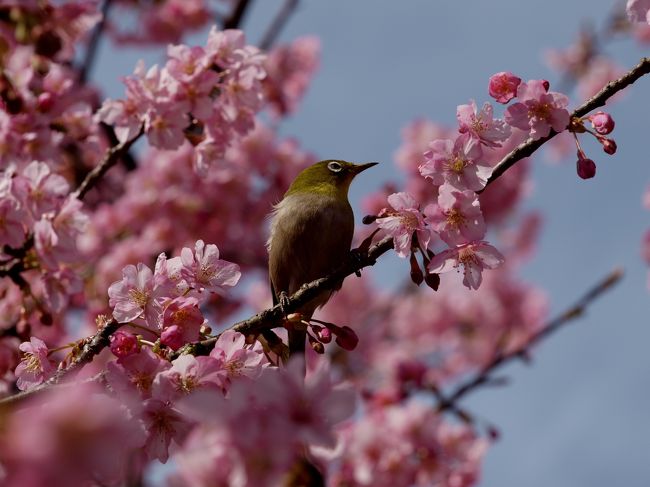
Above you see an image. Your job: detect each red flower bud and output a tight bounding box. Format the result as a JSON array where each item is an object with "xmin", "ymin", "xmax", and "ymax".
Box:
[
  {"xmin": 576, "ymin": 155, "xmax": 596, "ymax": 179},
  {"xmin": 588, "ymin": 111, "xmax": 615, "ymax": 135},
  {"xmin": 335, "ymin": 325, "xmax": 359, "ymax": 351}
]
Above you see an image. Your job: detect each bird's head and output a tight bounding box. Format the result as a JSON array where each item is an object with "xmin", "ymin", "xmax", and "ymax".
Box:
[{"xmin": 285, "ymin": 160, "xmax": 378, "ymax": 199}]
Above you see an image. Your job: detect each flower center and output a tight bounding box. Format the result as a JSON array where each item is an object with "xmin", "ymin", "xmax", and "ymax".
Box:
[
  {"xmin": 129, "ymin": 288, "xmax": 150, "ymax": 308},
  {"xmin": 457, "ymin": 246, "xmax": 479, "ymax": 266},
  {"xmin": 225, "ymin": 359, "xmax": 244, "ymax": 377},
  {"xmin": 448, "ymin": 156, "xmax": 467, "ymax": 174},
  {"xmin": 445, "ymin": 208, "xmax": 466, "ymax": 229},
  {"xmin": 197, "ymin": 264, "xmax": 215, "ymax": 284},
  {"xmin": 529, "ymin": 101, "xmax": 551, "ymax": 120}
]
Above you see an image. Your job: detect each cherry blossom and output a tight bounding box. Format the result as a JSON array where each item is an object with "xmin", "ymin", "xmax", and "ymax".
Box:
[
  {"xmin": 504, "ymin": 80, "xmax": 570, "ymax": 140},
  {"xmin": 420, "ymin": 133, "xmax": 491, "ymax": 191},
  {"xmin": 14, "ymin": 337, "xmax": 55, "ymax": 390},
  {"xmin": 428, "ymin": 241, "xmax": 505, "ymax": 290},
  {"xmin": 108, "ymin": 263, "xmax": 164, "ymax": 327},
  {"xmin": 425, "ymin": 188, "xmax": 486, "ymax": 246},
  {"xmin": 178, "ymin": 240, "xmax": 242, "ymax": 295},
  {"xmin": 375, "ymin": 192, "xmax": 430, "ymax": 257},
  {"xmin": 627, "ymin": 0, "xmax": 650, "ymax": 23},
  {"xmin": 457, "ymin": 100, "xmax": 511, "ymax": 147}
]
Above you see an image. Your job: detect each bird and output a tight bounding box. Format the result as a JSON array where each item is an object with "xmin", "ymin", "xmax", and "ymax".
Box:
[{"xmin": 267, "ymin": 159, "xmax": 377, "ymax": 358}]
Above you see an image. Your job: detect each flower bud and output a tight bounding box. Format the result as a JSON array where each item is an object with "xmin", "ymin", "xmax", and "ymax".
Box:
[
  {"xmin": 588, "ymin": 111, "xmax": 615, "ymax": 135},
  {"xmin": 424, "ymin": 272, "xmax": 440, "ymax": 291},
  {"xmin": 576, "ymin": 155, "xmax": 596, "ymax": 179},
  {"xmin": 335, "ymin": 325, "xmax": 359, "ymax": 351},
  {"xmin": 160, "ymin": 325, "xmax": 184, "ymax": 351},
  {"xmin": 317, "ymin": 326, "xmax": 332, "ymax": 344},
  {"xmin": 109, "ymin": 331, "xmax": 140, "ymax": 358},
  {"xmin": 308, "ymin": 334, "xmax": 325, "ymax": 354},
  {"xmin": 488, "ymin": 71, "xmax": 521, "ymax": 104},
  {"xmin": 601, "ymin": 137, "xmax": 617, "ymax": 155}
]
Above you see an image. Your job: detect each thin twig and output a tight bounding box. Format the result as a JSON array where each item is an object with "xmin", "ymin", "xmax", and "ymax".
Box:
[
  {"xmin": 222, "ymin": 0, "xmax": 254, "ymax": 30},
  {"xmin": 259, "ymin": 0, "xmax": 299, "ymax": 50},
  {"xmin": 77, "ymin": 0, "xmax": 112, "ymax": 84},
  {"xmin": 0, "ymin": 320, "xmax": 120, "ymax": 407},
  {"xmin": 436, "ymin": 268, "xmax": 624, "ymax": 412},
  {"xmin": 72, "ymin": 126, "xmax": 143, "ymax": 201},
  {"xmin": 480, "ymin": 57, "xmax": 650, "ymax": 191}
]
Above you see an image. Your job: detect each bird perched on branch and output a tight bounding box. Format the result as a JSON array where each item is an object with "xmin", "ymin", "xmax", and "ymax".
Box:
[{"xmin": 267, "ymin": 159, "xmax": 377, "ymax": 357}]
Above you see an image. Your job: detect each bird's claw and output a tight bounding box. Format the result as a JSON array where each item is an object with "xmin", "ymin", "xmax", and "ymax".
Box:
[{"xmin": 278, "ymin": 291, "xmax": 291, "ymax": 316}]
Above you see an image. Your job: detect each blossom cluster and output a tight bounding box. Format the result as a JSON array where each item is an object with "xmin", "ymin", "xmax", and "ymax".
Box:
[
  {"xmin": 97, "ymin": 27, "xmax": 267, "ymax": 173},
  {"xmin": 0, "ymin": 161, "xmax": 88, "ymax": 316}
]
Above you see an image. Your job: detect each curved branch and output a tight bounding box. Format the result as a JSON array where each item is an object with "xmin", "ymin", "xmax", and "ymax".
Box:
[
  {"xmin": 481, "ymin": 57, "xmax": 650, "ymax": 191},
  {"xmin": 259, "ymin": 0, "xmax": 299, "ymax": 50},
  {"xmin": 436, "ymin": 267, "xmax": 623, "ymax": 413}
]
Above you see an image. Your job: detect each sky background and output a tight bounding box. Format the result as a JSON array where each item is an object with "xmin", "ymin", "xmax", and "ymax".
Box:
[{"xmin": 94, "ymin": 1, "xmax": 650, "ymax": 485}]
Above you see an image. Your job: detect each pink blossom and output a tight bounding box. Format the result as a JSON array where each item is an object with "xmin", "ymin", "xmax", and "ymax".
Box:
[
  {"xmin": 504, "ymin": 80, "xmax": 570, "ymax": 140},
  {"xmin": 2, "ymin": 384, "xmax": 146, "ymax": 486},
  {"xmin": 210, "ymin": 329, "xmax": 267, "ymax": 388},
  {"xmin": 144, "ymin": 103, "xmax": 189, "ymax": 150},
  {"xmin": 420, "ymin": 133, "xmax": 491, "ymax": 191},
  {"xmin": 109, "ymin": 331, "xmax": 140, "ymax": 358},
  {"xmin": 19, "ymin": 161, "xmax": 69, "ymax": 218},
  {"xmin": 488, "ymin": 71, "xmax": 522, "ymax": 103},
  {"xmin": 627, "ymin": 0, "xmax": 650, "ymax": 23},
  {"xmin": 141, "ymin": 398, "xmax": 193, "ymax": 463},
  {"xmin": 424, "ymin": 189, "xmax": 486, "ymax": 246},
  {"xmin": 428, "ymin": 241, "xmax": 505, "ymax": 290},
  {"xmin": 106, "ymin": 347, "xmax": 171, "ymax": 400},
  {"xmin": 160, "ymin": 296, "xmax": 204, "ymax": 350},
  {"xmin": 457, "ymin": 100, "xmax": 511, "ymax": 147},
  {"xmin": 588, "ymin": 111, "xmax": 615, "ymax": 135},
  {"xmin": 179, "ymin": 240, "xmax": 242, "ymax": 294},
  {"xmin": 95, "ymin": 98, "xmax": 143, "ymax": 144},
  {"xmin": 263, "ymin": 36, "xmax": 321, "ymax": 117},
  {"xmin": 108, "ymin": 263, "xmax": 164, "ymax": 327},
  {"xmin": 42, "ymin": 267, "xmax": 83, "ymax": 313},
  {"xmin": 375, "ymin": 192, "xmax": 430, "ymax": 257},
  {"xmin": 152, "ymin": 354, "xmax": 224, "ymax": 401},
  {"xmin": 0, "ymin": 198, "xmax": 26, "ymax": 248},
  {"xmin": 14, "ymin": 337, "xmax": 55, "ymax": 390}
]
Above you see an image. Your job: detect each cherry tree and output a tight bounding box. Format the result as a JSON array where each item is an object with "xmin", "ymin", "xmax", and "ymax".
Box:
[{"xmin": 0, "ymin": 0, "xmax": 647, "ymax": 485}]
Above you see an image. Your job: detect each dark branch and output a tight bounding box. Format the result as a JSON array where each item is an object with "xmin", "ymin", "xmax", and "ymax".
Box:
[
  {"xmin": 77, "ymin": 0, "xmax": 112, "ymax": 84},
  {"xmin": 436, "ymin": 268, "xmax": 623, "ymax": 412},
  {"xmin": 480, "ymin": 57, "xmax": 650, "ymax": 191},
  {"xmin": 175, "ymin": 236, "xmax": 395, "ymax": 357},
  {"xmin": 259, "ymin": 0, "xmax": 299, "ymax": 50},
  {"xmin": 0, "ymin": 319, "xmax": 121, "ymax": 407},
  {"xmin": 73, "ymin": 126, "xmax": 143, "ymax": 201},
  {"xmin": 222, "ymin": 0, "xmax": 254, "ymax": 30}
]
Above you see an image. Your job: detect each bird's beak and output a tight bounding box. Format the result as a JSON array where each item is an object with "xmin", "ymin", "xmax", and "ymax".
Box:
[{"xmin": 352, "ymin": 162, "xmax": 379, "ymax": 174}]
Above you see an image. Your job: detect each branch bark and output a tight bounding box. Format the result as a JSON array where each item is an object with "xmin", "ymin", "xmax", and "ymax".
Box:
[
  {"xmin": 436, "ymin": 268, "xmax": 623, "ymax": 413},
  {"xmin": 259, "ymin": 0, "xmax": 299, "ymax": 50}
]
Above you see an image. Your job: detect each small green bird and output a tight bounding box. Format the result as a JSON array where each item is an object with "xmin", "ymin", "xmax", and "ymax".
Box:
[{"xmin": 267, "ymin": 159, "xmax": 377, "ymax": 357}]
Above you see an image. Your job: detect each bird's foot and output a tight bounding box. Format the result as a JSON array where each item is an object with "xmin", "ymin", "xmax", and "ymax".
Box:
[{"xmin": 278, "ymin": 291, "xmax": 291, "ymax": 316}]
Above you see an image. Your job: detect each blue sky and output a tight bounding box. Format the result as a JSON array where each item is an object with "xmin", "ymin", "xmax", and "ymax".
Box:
[{"xmin": 95, "ymin": 1, "xmax": 650, "ymax": 485}]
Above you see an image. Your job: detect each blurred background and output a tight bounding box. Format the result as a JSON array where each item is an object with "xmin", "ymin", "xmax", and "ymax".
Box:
[{"xmin": 94, "ymin": 1, "xmax": 650, "ymax": 485}]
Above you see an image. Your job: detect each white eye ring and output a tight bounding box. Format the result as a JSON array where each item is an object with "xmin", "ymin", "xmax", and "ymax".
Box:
[{"xmin": 327, "ymin": 161, "xmax": 343, "ymax": 173}]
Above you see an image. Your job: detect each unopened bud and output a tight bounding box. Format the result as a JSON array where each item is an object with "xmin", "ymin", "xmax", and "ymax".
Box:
[
  {"xmin": 576, "ymin": 155, "xmax": 596, "ymax": 179},
  {"xmin": 541, "ymin": 79, "xmax": 550, "ymax": 91},
  {"xmin": 362, "ymin": 214, "xmax": 378, "ymax": 225},
  {"xmin": 588, "ymin": 111, "xmax": 615, "ymax": 135},
  {"xmin": 318, "ymin": 326, "xmax": 332, "ymax": 344},
  {"xmin": 601, "ymin": 137, "xmax": 617, "ymax": 155},
  {"xmin": 487, "ymin": 71, "xmax": 521, "ymax": 104},
  {"xmin": 308, "ymin": 334, "xmax": 325, "ymax": 354},
  {"xmin": 37, "ymin": 92, "xmax": 54, "ymax": 112},
  {"xmin": 335, "ymin": 325, "xmax": 359, "ymax": 351}
]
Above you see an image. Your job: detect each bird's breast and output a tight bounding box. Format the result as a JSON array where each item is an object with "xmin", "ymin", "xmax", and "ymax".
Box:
[{"xmin": 268, "ymin": 192, "xmax": 355, "ymax": 302}]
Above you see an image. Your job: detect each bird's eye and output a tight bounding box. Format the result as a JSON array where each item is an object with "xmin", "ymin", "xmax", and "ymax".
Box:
[{"xmin": 327, "ymin": 161, "xmax": 343, "ymax": 173}]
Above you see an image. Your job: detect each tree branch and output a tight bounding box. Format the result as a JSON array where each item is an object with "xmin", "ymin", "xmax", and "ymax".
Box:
[
  {"xmin": 480, "ymin": 57, "xmax": 650, "ymax": 192},
  {"xmin": 72, "ymin": 126, "xmax": 143, "ymax": 201},
  {"xmin": 0, "ymin": 319, "xmax": 120, "ymax": 407},
  {"xmin": 222, "ymin": 0, "xmax": 254, "ymax": 30},
  {"xmin": 436, "ymin": 267, "xmax": 623, "ymax": 413},
  {"xmin": 77, "ymin": 0, "xmax": 112, "ymax": 84},
  {"xmin": 175, "ymin": 236, "xmax": 395, "ymax": 357},
  {"xmin": 259, "ymin": 0, "xmax": 299, "ymax": 50}
]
